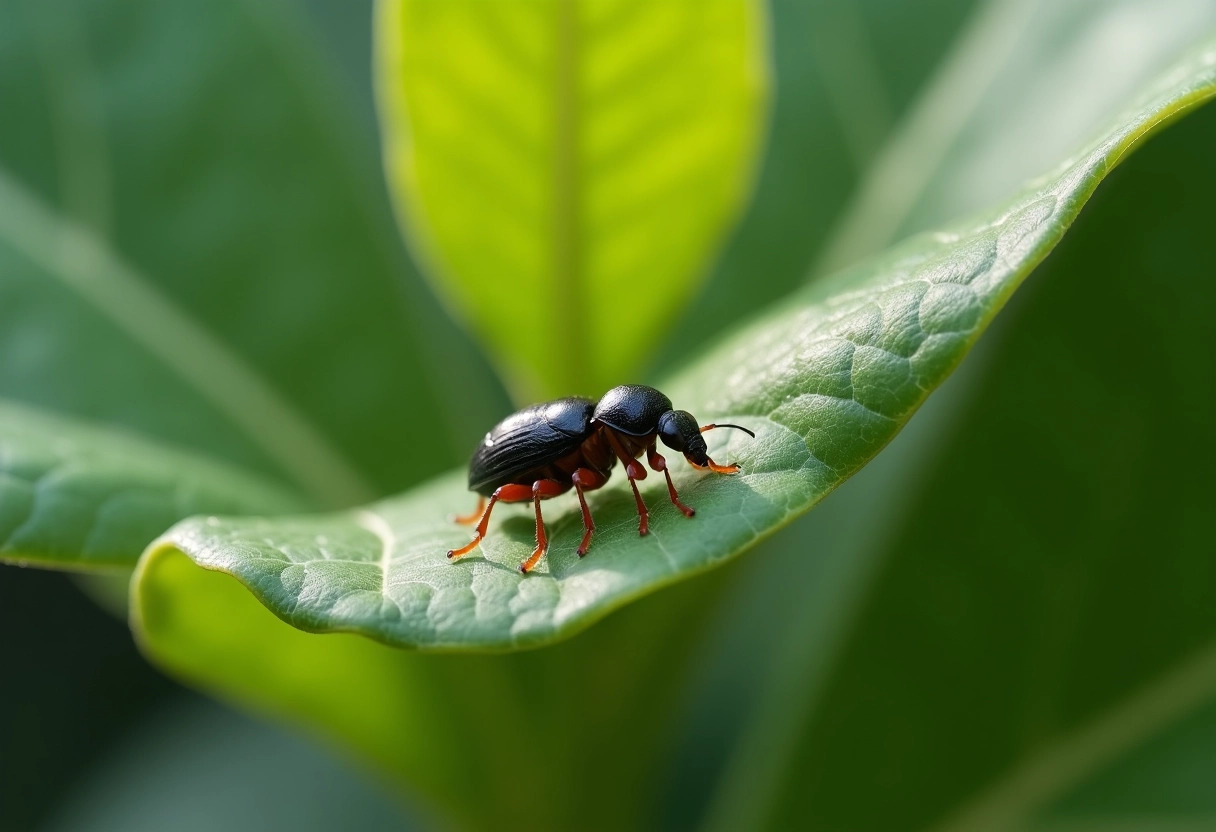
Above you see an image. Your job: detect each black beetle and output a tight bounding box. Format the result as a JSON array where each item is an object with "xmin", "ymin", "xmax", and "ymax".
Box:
[{"xmin": 448, "ymin": 384, "xmax": 754, "ymax": 574}]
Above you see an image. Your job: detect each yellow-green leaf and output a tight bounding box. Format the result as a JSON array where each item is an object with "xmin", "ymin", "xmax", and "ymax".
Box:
[{"xmin": 375, "ymin": 0, "xmax": 769, "ymax": 399}]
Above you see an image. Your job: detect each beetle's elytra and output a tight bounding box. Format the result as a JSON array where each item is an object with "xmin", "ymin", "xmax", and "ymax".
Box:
[{"xmin": 448, "ymin": 384, "xmax": 754, "ymax": 574}]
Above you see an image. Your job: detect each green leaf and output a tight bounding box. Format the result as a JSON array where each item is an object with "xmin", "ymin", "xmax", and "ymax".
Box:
[
  {"xmin": 680, "ymin": 3, "xmax": 1216, "ymax": 830},
  {"xmin": 0, "ymin": 0, "xmax": 506, "ymax": 508},
  {"xmin": 658, "ymin": 0, "xmax": 984, "ymax": 372},
  {"xmin": 736, "ymin": 97, "xmax": 1216, "ymax": 832},
  {"xmin": 44, "ymin": 700, "xmax": 416, "ymax": 832},
  {"xmin": 1030, "ymin": 695, "xmax": 1216, "ymax": 829},
  {"xmin": 135, "ymin": 39, "xmax": 1216, "ymax": 652},
  {"xmin": 375, "ymin": 0, "xmax": 769, "ymax": 398},
  {"xmin": 133, "ymin": 548, "xmax": 730, "ymax": 829},
  {"xmin": 0, "ymin": 399, "xmax": 302, "ymax": 569}
]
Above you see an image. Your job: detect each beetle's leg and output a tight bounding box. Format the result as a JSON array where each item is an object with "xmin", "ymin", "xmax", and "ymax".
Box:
[
  {"xmin": 647, "ymin": 442, "xmax": 695, "ymax": 518},
  {"xmin": 571, "ymin": 467, "xmax": 609, "ymax": 555},
  {"xmin": 450, "ymin": 496, "xmax": 486, "ymax": 526},
  {"xmin": 447, "ymin": 484, "xmax": 532, "ymax": 559},
  {"xmin": 690, "ymin": 458, "xmax": 742, "ymax": 475},
  {"xmin": 604, "ymin": 431, "xmax": 650, "ymax": 536},
  {"xmin": 520, "ymin": 479, "xmax": 567, "ymax": 574}
]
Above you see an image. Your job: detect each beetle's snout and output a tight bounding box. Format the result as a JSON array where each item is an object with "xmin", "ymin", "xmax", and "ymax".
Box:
[{"xmin": 682, "ymin": 433, "xmax": 710, "ymax": 467}]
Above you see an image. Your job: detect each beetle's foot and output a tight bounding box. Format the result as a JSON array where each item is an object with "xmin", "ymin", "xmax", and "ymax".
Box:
[
  {"xmin": 519, "ymin": 545, "xmax": 546, "ymax": 574},
  {"xmin": 447, "ymin": 537, "xmax": 481, "ymax": 559},
  {"xmin": 705, "ymin": 457, "xmax": 741, "ymax": 475}
]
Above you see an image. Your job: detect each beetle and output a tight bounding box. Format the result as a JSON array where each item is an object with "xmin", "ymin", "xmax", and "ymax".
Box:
[{"xmin": 447, "ymin": 384, "xmax": 754, "ymax": 574}]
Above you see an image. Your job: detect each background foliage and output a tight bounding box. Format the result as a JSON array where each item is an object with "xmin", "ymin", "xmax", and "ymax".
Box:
[{"xmin": 1, "ymin": 0, "xmax": 1215, "ymax": 830}]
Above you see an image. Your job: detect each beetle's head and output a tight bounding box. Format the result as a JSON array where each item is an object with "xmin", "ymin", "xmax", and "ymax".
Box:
[
  {"xmin": 657, "ymin": 409, "xmax": 703, "ymax": 458},
  {"xmin": 657, "ymin": 410, "xmax": 754, "ymax": 474}
]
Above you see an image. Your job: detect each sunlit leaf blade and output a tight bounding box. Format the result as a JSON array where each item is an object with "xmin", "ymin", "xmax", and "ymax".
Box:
[
  {"xmin": 375, "ymin": 0, "xmax": 769, "ymax": 398},
  {"xmin": 137, "ymin": 40, "xmax": 1216, "ymax": 651},
  {"xmin": 0, "ymin": 400, "xmax": 303, "ymax": 570}
]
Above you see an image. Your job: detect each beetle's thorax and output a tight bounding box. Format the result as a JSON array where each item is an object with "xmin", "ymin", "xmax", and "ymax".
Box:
[{"xmin": 593, "ymin": 385, "xmax": 673, "ymax": 436}]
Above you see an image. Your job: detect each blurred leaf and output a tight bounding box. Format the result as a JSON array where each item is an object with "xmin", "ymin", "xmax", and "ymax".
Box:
[
  {"xmin": 135, "ymin": 40, "xmax": 1216, "ymax": 653},
  {"xmin": 658, "ymin": 0, "xmax": 982, "ymax": 372},
  {"xmin": 0, "ymin": 0, "xmax": 506, "ymax": 508},
  {"xmin": 688, "ymin": 2, "xmax": 1216, "ymax": 828},
  {"xmin": 45, "ymin": 699, "xmax": 419, "ymax": 832},
  {"xmin": 135, "ymin": 543, "xmax": 731, "ymax": 830},
  {"xmin": 375, "ymin": 0, "xmax": 769, "ymax": 398},
  {"xmin": 816, "ymin": 0, "xmax": 1216, "ymax": 274},
  {"xmin": 1032, "ymin": 697, "xmax": 1216, "ymax": 830},
  {"xmin": 662, "ymin": 0, "xmax": 1216, "ymax": 372},
  {"xmin": 0, "ymin": 399, "xmax": 302, "ymax": 569},
  {"xmin": 746, "ymin": 91, "xmax": 1216, "ymax": 832}
]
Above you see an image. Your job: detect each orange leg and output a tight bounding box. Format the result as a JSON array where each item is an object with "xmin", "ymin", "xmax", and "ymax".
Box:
[
  {"xmin": 447, "ymin": 484, "xmax": 533, "ymax": 559},
  {"xmin": 691, "ymin": 458, "xmax": 741, "ymax": 475},
  {"xmin": 519, "ymin": 479, "xmax": 569, "ymax": 574},
  {"xmin": 647, "ymin": 443, "xmax": 695, "ymax": 518},
  {"xmin": 571, "ymin": 467, "xmax": 609, "ymax": 555},
  {"xmin": 604, "ymin": 430, "xmax": 650, "ymax": 536},
  {"xmin": 451, "ymin": 495, "xmax": 486, "ymax": 526}
]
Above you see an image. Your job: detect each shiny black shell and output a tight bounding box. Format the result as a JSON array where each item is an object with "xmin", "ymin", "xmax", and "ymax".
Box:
[
  {"xmin": 468, "ymin": 397, "xmax": 596, "ymax": 495},
  {"xmin": 592, "ymin": 385, "xmax": 673, "ymax": 436}
]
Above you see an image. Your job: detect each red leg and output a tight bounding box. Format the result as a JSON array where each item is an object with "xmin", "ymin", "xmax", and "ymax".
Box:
[
  {"xmin": 520, "ymin": 479, "xmax": 568, "ymax": 574},
  {"xmin": 447, "ymin": 483, "xmax": 532, "ymax": 559},
  {"xmin": 647, "ymin": 443, "xmax": 695, "ymax": 518},
  {"xmin": 451, "ymin": 495, "xmax": 486, "ymax": 526},
  {"xmin": 604, "ymin": 431, "xmax": 649, "ymax": 536},
  {"xmin": 571, "ymin": 467, "xmax": 609, "ymax": 555}
]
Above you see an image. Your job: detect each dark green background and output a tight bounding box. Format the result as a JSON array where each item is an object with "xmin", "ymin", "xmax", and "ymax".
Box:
[{"xmin": 4, "ymin": 0, "xmax": 1215, "ymax": 829}]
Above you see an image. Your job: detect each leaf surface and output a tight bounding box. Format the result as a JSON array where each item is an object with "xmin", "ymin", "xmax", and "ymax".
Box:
[
  {"xmin": 137, "ymin": 39, "xmax": 1216, "ymax": 651},
  {"xmin": 0, "ymin": 400, "xmax": 302, "ymax": 570},
  {"xmin": 376, "ymin": 0, "xmax": 769, "ymax": 397}
]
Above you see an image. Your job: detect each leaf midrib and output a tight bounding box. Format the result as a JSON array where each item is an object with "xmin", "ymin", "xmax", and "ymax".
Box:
[{"xmin": 552, "ymin": 0, "xmax": 584, "ymax": 393}]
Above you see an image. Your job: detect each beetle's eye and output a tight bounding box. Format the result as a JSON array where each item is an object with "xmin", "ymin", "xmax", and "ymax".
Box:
[{"xmin": 657, "ymin": 411, "xmax": 685, "ymax": 452}]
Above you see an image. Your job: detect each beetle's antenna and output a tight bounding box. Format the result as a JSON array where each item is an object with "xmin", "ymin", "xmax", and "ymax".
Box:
[{"xmin": 699, "ymin": 423, "xmax": 755, "ymax": 438}]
